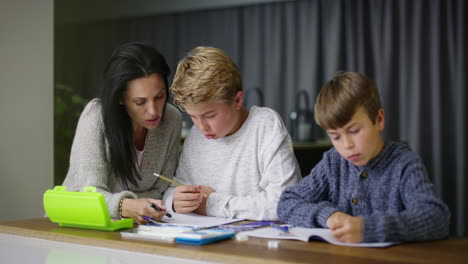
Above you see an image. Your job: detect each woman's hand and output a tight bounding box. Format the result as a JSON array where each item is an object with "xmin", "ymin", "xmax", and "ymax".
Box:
[
  {"xmin": 172, "ymin": 185, "xmax": 209, "ymax": 213},
  {"xmin": 121, "ymin": 198, "xmax": 167, "ymax": 224}
]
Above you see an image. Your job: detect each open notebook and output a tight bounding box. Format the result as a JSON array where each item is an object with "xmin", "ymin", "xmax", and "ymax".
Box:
[
  {"xmin": 239, "ymin": 226, "xmax": 398, "ymax": 248},
  {"xmin": 43, "ymin": 186, "xmax": 133, "ymax": 231}
]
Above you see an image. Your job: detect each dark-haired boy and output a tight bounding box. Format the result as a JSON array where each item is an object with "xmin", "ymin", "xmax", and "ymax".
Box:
[{"xmin": 277, "ymin": 71, "xmax": 450, "ymax": 243}]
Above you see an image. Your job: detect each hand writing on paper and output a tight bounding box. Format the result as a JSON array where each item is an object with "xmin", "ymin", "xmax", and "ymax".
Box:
[
  {"xmin": 121, "ymin": 198, "xmax": 166, "ymax": 224},
  {"xmin": 173, "ymin": 185, "xmax": 205, "ymax": 213},
  {"xmin": 326, "ymin": 211, "xmax": 363, "ymax": 243},
  {"xmin": 193, "ymin": 186, "xmax": 215, "ymax": 216}
]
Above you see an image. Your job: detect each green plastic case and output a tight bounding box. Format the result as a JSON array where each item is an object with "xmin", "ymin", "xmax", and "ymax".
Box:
[{"xmin": 43, "ymin": 186, "xmax": 133, "ymax": 231}]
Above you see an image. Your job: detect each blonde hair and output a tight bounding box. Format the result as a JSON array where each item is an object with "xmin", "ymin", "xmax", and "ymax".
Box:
[
  {"xmin": 171, "ymin": 47, "xmax": 242, "ymax": 110},
  {"xmin": 314, "ymin": 71, "xmax": 382, "ymax": 130}
]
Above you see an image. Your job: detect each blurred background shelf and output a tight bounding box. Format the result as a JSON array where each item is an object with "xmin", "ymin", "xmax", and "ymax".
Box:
[{"xmin": 293, "ymin": 139, "xmax": 332, "ymax": 177}]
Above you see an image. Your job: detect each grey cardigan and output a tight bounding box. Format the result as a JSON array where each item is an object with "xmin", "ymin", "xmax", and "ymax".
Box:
[{"xmin": 62, "ymin": 99, "xmax": 182, "ymax": 218}]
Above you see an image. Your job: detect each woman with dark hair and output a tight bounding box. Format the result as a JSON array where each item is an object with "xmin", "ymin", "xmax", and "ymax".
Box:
[{"xmin": 62, "ymin": 42, "xmax": 182, "ymax": 224}]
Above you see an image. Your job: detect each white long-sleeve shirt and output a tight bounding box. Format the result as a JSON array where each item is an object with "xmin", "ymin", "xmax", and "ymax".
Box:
[{"xmin": 164, "ymin": 106, "xmax": 301, "ymax": 220}]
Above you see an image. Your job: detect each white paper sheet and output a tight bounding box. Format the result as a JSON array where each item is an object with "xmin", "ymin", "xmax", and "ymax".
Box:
[{"xmin": 159, "ymin": 212, "xmax": 243, "ymax": 228}]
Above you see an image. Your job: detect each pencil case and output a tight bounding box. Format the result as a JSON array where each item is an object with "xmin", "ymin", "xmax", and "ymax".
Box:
[{"xmin": 43, "ymin": 185, "xmax": 133, "ymax": 231}]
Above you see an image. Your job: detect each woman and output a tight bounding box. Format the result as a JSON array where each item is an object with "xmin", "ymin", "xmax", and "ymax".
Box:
[{"xmin": 62, "ymin": 42, "xmax": 181, "ymax": 224}]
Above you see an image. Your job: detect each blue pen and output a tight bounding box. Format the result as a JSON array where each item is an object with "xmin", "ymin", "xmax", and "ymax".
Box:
[
  {"xmin": 151, "ymin": 203, "xmax": 172, "ymax": 218},
  {"xmin": 271, "ymin": 224, "xmax": 289, "ymax": 233}
]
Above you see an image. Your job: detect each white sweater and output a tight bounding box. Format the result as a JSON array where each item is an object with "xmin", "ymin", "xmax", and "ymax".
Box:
[{"xmin": 164, "ymin": 106, "xmax": 301, "ymax": 220}]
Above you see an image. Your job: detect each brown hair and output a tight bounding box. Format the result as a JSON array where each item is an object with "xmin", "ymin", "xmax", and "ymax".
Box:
[
  {"xmin": 314, "ymin": 71, "xmax": 382, "ymax": 130},
  {"xmin": 170, "ymin": 46, "xmax": 242, "ymax": 110}
]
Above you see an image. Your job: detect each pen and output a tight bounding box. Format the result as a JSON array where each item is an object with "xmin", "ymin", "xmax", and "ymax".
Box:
[
  {"xmin": 151, "ymin": 203, "xmax": 172, "ymax": 218},
  {"xmin": 154, "ymin": 173, "xmax": 208, "ymax": 197},
  {"xmin": 143, "ymin": 216, "xmax": 159, "ymax": 224},
  {"xmin": 271, "ymin": 224, "xmax": 289, "ymax": 233},
  {"xmin": 153, "ymin": 173, "xmax": 184, "ymax": 186}
]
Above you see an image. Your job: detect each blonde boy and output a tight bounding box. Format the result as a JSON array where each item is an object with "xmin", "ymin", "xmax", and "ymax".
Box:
[
  {"xmin": 277, "ymin": 72, "xmax": 450, "ymax": 243},
  {"xmin": 164, "ymin": 47, "xmax": 301, "ymax": 220}
]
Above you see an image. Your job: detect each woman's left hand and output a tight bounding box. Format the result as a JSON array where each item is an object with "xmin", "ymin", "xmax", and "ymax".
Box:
[{"xmin": 121, "ymin": 198, "xmax": 167, "ymax": 224}]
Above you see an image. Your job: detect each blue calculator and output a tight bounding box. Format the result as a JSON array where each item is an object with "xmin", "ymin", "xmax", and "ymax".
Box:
[{"xmin": 175, "ymin": 229, "xmax": 235, "ymax": 245}]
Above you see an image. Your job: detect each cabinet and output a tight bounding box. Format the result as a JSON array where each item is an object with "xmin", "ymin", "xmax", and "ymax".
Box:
[{"xmin": 293, "ymin": 140, "xmax": 332, "ymax": 177}]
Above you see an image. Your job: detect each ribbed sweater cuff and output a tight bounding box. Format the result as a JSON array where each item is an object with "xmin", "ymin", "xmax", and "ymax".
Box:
[
  {"xmin": 110, "ymin": 191, "xmax": 137, "ymax": 218},
  {"xmin": 206, "ymin": 192, "xmax": 230, "ymax": 217},
  {"xmin": 317, "ymin": 206, "xmax": 340, "ymax": 228},
  {"xmin": 362, "ymin": 217, "xmax": 381, "ymax": 242},
  {"xmin": 163, "ymin": 188, "xmax": 176, "ymax": 214}
]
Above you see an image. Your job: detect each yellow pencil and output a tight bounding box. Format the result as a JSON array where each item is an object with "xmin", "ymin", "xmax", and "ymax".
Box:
[{"xmin": 154, "ymin": 173, "xmax": 208, "ymax": 197}]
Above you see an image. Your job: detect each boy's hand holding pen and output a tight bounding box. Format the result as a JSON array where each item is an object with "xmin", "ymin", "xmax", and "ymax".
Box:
[
  {"xmin": 154, "ymin": 173, "xmax": 215, "ymax": 214},
  {"xmin": 154, "ymin": 173, "xmax": 208, "ymax": 197}
]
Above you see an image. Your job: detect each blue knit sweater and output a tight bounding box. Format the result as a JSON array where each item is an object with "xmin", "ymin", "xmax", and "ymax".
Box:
[{"xmin": 277, "ymin": 141, "xmax": 450, "ymax": 242}]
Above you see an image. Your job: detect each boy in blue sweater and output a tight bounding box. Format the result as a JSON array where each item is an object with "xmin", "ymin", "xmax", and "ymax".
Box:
[{"xmin": 277, "ymin": 71, "xmax": 450, "ymax": 243}]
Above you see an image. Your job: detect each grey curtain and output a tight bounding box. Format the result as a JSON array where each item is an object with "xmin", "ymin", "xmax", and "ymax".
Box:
[{"xmin": 56, "ymin": 0, "xmax": 467, "ymax": 236}]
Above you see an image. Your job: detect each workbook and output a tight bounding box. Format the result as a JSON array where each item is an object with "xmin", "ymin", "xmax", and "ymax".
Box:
[
  {"xmin": 238, "ymin": 227, "xmax": 398, "ymax": 248},
  {"xmin": 157, "ymin": 212, "xmax": 243, "ymax": 228},
  {"xmin": 121, "ymin": 212, "xmax": 240, "ymax": 245},
  {"xmin": 121, "ymin": 226, "xmax": 235, "ymax": 245}
]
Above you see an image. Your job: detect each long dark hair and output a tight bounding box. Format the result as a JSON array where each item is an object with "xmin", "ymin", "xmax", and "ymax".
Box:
[{"xmin": 100, "ymin": 42, "xmax": 170, "ymax": 189}]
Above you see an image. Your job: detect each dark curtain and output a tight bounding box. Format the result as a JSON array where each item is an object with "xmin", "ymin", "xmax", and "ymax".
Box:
[{"xmin": 55, "ymin": 0, "xmax": 467, "ymax": 236}]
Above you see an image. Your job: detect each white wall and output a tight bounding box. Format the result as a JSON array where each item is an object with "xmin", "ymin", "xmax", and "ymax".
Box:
[{"xmin": 0, "ymin": 0, "xmax": 53, "ymax": 221}]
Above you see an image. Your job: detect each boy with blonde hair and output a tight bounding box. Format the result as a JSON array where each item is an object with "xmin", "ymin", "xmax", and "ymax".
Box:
[
  {"xmin": 277, "ymin": 71, "xmax": 450, "ymax": 243},
  {"xmin": 164, "ymin": 47, "xmax": 301, "ymax": 220}
]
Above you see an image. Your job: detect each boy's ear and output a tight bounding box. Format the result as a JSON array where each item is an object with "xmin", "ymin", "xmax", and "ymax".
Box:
[
  {"xmin": 234, "ymin": 91, "xmax": 244, "ymax": 109},
  {"xmin": 376, "ymin": 108, "xmax": 385, "ymax": 131}
]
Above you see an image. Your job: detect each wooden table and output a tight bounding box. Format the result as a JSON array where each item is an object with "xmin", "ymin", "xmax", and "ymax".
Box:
[{"xmin": 0, "ymin": 217, "xmax": 466, "ymax": 263}]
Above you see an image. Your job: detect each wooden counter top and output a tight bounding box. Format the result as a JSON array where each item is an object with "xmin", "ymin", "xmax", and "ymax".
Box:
[{"xmin": 1, "ymin": 217, "xmax": 466, "ymax": 264}]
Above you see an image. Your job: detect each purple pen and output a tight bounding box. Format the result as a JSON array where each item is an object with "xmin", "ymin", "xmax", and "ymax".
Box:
[
  {"xmin": 271, "ymin": 224, "xmax": 289, "ymax": 233},
  {"xmin": 142, "ymin": 216, "xmax": 159, "ymax": 224}
]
